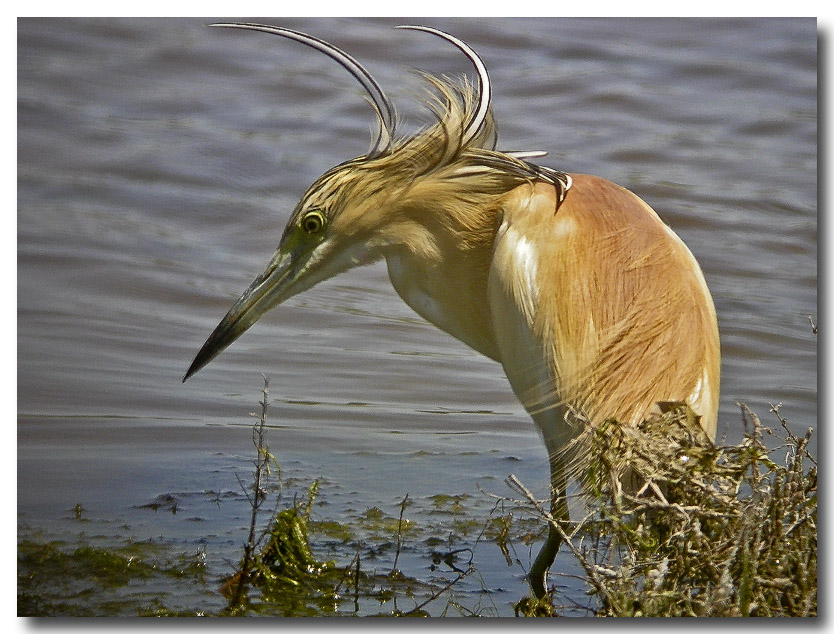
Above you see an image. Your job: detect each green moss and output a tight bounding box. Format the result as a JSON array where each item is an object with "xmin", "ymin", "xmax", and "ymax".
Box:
[
  {"xmin": 429, "ymin": 493, "xmax": 469, "ymax": 513},
  {"xmin": 310, "ymin": 519, "xmax": 354, "ymax": 542},
  {"xmin": 19, "ymin": 540, "xmax": 155, "ymax": 589},
  {"xmin": 356, "ymin": 506, "xmax": 416, "ymax": 539},
  {"xmin": 17, "ymin": 536, "xmax": 208, "ymax": 616}
]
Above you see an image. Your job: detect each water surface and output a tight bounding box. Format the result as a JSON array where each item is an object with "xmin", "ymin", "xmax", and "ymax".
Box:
[{"xmin": 18, "ymin": 17, "xmax": 817, "ymax": 616}]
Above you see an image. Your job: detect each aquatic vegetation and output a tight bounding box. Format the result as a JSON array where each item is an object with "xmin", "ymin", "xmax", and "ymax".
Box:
[
  {"xmin": 17, "ymin": 383, "xmax": 816, "ymax": 617},
  {"xmin": 17, "ymin": 536, "xmax": 208, "ymax": 616},
  {"xmin": 221, "ymin": 481, "xmax": 343, "ymax": 616},
  {"xmin": 220, "ymin": 379, "xmax": 475, "ymax": 616}
]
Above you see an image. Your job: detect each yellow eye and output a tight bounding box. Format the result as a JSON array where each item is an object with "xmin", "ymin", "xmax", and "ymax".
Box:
[{"xmin": 301, "ymin": 210, "xmax": 325, "ymax": 234}]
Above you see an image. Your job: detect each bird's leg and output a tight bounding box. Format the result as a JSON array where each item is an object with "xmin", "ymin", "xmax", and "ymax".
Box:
[{"xmin": 528, "ymin": 458, "xmax": 569, "ymax": 599}]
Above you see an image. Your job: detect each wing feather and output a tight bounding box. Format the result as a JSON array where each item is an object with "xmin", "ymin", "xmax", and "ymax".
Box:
[{"xmin": 488, "ymin": 176, "xmax": 720, "ymax": 445}]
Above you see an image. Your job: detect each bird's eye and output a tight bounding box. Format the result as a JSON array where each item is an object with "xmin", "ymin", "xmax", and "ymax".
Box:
[{"xmin": 301, "ymin": 210, "xmax": 325, "ymax": 234}]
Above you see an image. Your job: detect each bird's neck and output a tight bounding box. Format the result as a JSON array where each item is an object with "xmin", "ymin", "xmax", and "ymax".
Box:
[{"xmin": 383, "ymin": 192, "xmax": 504, "ymax": 361}]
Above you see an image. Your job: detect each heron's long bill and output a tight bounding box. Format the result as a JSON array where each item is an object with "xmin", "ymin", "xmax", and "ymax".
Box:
[{"xmin": 183, "ymin": 251, "xmax": 297, "ymax": 382}]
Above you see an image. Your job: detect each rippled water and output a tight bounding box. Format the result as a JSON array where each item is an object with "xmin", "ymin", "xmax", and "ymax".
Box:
[{"xmin": 18, "ymin": 17, "xmax": 816, "ymax": 616}]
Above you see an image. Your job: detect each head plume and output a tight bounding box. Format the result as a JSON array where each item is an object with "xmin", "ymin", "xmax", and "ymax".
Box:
[
  {"xmin": 210, "ymin": 23, "xmax": 572, "ymax": 206},
  {"xmin": 395, "ymin": 25, "xmax": 492, "ymax": 148},
  {"xmin": 210, "ymin": 22, "xmax": 395, "ymax": 158}
]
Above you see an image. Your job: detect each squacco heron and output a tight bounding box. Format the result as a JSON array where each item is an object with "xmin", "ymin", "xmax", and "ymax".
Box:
[{"xmin": 184, "ymin": 23, "xmax": 721, "ymax": 599}]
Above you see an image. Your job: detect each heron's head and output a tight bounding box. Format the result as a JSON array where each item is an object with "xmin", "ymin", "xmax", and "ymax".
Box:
[
  {"xmin": 183, "ymin": 22, "xmax": 568, "ymax": 381},
  {"xmin": 183, "ymin": 155, "xmax": 407, "ymax": 381}
]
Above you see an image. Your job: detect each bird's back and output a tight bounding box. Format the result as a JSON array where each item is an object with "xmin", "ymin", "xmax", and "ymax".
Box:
[{"xmin": 490, "ymin": 175, "xmax": 720, "ymax": 439}]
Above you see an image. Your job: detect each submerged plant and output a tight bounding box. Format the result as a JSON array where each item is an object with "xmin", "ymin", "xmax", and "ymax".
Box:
[
  {"xmin": 222, "ymin": 377, "xmax": 338, "ymax": 614},
  {"xmin": 222, "ymin": 378, "xmax": 476, "ymax": 617}
]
